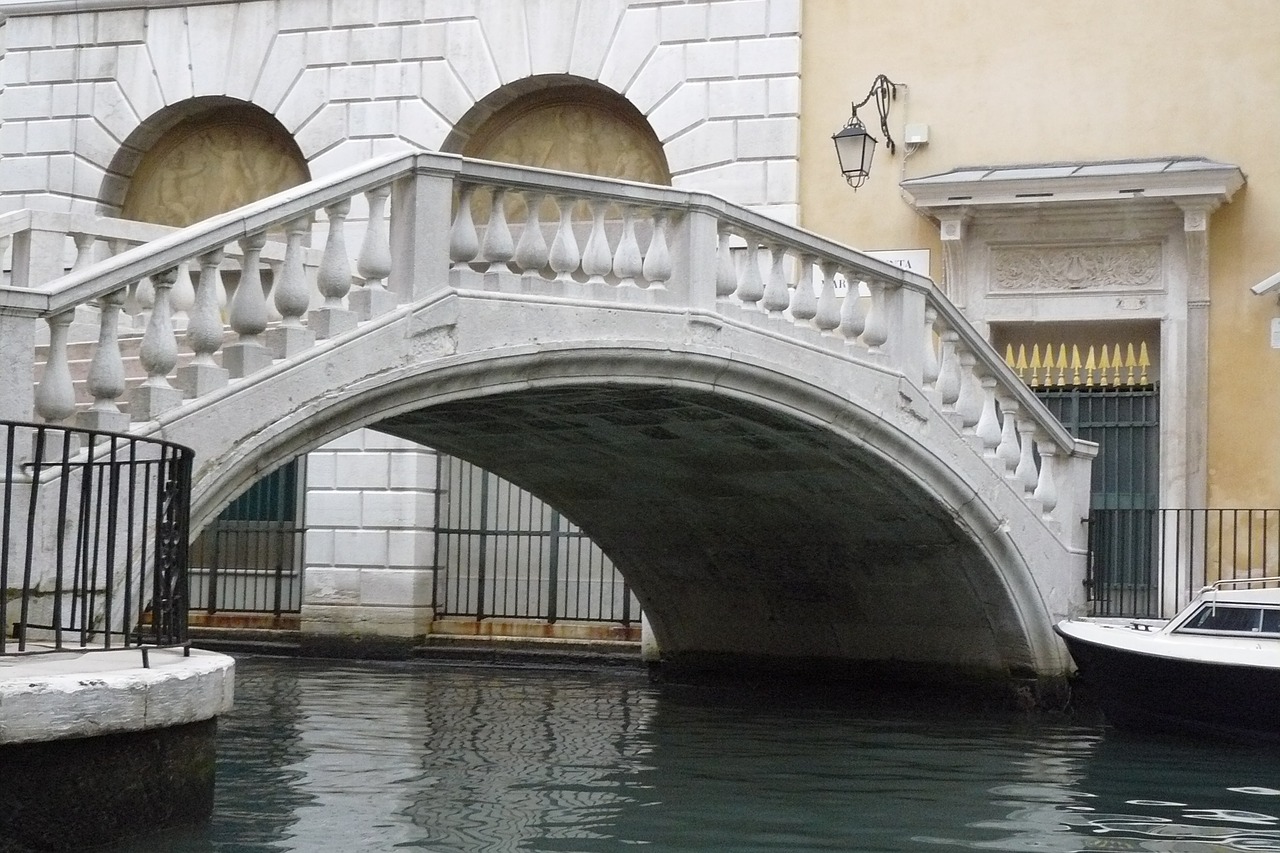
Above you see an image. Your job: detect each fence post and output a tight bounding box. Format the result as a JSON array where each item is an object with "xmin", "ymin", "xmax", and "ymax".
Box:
[{"xmin": 547, "ymin": 511, "xmax": 561, "ymax": 625}]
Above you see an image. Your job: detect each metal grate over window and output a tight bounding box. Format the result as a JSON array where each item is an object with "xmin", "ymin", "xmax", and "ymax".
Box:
[{"xmin": 432, "ymin": 454, "xmax": 639, "ymax": 625}]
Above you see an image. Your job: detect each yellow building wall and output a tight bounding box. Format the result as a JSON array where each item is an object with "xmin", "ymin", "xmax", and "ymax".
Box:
[{"xmin": 799, "ymin": 0, "xmax": 1280, "ymax": 507}]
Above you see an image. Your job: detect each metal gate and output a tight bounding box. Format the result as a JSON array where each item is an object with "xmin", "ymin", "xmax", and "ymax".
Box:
[
  {"xmin": 189, "ymin": 459, "xmax": 304, "ymax": 615},
  {"xmin": 1088, "ymin": 508, "xmax": 1280, "ymax": 617},
  {"xmin": 1037, "ymin": 386, "xmax": 1160, "ymax": 614},
  {"xmin": 433, "ymin": 454, "xmax": 639, "ymax": 624}
]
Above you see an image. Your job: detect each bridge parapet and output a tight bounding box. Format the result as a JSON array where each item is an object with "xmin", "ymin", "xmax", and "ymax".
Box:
[{"xmin": 0, "ymin": 150, "xmax": 1095, "ymax": 544}]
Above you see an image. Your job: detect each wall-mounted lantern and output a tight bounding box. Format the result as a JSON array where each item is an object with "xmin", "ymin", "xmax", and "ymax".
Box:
[{"xmin": 833, "ymin": 75, "xmax": 900, "ymax": 190}]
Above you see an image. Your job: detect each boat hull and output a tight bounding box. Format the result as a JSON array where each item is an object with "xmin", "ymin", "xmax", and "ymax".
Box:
[{"xmin": 1056, "ymin": 625, "xmax": 1280, "ymax": 738}]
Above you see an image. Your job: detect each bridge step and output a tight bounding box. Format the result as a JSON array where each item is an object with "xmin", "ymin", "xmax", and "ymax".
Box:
[
  {"xmin": 412, "ymin": 634, "xmax": 642, "ymax": 668},
  {"xmin": 188, "ymin": 626, "xmax": 302, "ymax": 656}
]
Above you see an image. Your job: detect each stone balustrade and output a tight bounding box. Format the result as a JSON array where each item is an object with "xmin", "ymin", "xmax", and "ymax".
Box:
[{"xmin": 0, "ymin": 150, "xmax": 1092, "ymax": 529}]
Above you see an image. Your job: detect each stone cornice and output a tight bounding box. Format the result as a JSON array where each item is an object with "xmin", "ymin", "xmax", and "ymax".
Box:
[
  {"xmin": 902, "ymin": 157, "xmax": 1244, "ymax": 212},
  {"xmin": 0, "ymin": 0, "xmax": 240, "ymax": 16}
]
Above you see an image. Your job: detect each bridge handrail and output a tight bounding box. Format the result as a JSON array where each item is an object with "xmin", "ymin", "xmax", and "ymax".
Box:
[
  {"xmin": 0, "ymin": 149, "xmax": 1093, "ymax": 533},
  {"xmin": 0, "ymin": 151, "xmax": 420, "ymax": 316},
  {"xmin": 448, "ymin": 154, "xmax": 1082, "ymax": 456}
]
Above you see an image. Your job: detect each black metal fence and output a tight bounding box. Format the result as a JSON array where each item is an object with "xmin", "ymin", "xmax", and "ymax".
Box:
[
  {"xmin": 434, "ymin": 454, "xmax": 639, "ymax": 625},
  {"xmin": 1088, "ymin": 508, "xmax": 1280, "ymax": 618},
  {"xmin": 1, "ymin": 420, "xmax": 193, "ymax": 654},
  {"xmin": 189, "ymin": 461, "xmax": 303, "ymax": 615}
]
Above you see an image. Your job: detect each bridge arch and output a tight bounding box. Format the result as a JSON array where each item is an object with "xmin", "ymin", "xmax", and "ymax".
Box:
[{"xmin": 167, "ymin": 298, "xmax": 1071, "ymax": 685}]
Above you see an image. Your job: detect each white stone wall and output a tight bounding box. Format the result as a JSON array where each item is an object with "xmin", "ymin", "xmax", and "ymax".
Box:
[
  {"xmin": 0, "ymin": 0, "xmax": 800, "ymax": 639},
  {"xmin": 301, "ymin": 428, "xmax": 438, "ymax": 637},
  {"xmin": 0, "ymin": 0, "xmax": 801, "ymax": 221}
]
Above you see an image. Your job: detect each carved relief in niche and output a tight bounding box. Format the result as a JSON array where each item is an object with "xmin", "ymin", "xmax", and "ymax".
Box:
[
  {"xmin": 465, "ymin": 91, "xmax": 670, "ymax": 186},
  {"xmin": 122, "ymin": 117, "xmax": 309, "ymax": 227},
  {"xmin": 990, "ymin": 244, "xmax": 1162, "ymax": 293}
]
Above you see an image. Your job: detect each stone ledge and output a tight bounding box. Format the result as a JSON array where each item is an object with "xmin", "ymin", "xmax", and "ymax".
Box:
[{"xmin": 0, "ymin": 646, "xmax": 235, "ymax": 745}]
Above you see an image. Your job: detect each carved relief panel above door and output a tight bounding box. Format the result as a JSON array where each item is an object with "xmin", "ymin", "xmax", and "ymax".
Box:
[{"xmin": 989, "ymin": 243, "xmax": 1163, "ymax": 294}]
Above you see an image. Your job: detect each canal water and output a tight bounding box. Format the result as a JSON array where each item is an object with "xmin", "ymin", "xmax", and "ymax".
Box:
[{"xmin": 113, "ymin": 656, "xmax": 1280, "ymax": 852}]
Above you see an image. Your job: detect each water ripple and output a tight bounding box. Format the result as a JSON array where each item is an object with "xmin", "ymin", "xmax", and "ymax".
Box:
[{"xmin": 105, "ymin": 658, "xmax": 1280, "ymax": 853}]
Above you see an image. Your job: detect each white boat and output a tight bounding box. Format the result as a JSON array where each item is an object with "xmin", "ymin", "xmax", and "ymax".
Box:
[{"xmin": 1055, "ymin": 579, "xmax": 1280, "ymax": 737}]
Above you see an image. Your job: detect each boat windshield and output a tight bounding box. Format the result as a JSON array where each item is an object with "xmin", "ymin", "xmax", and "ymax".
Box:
[{"xmin": 1175, "ymin": 603, "xmax": 1280, "ymax": 636}]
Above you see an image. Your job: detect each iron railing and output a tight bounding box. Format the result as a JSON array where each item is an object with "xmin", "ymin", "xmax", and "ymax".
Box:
[
  {"xmin": 0, "ymin": 420, "xmax": 193, "ymax": 653},
  {"xmin": 1087, "ymin": 508, "xmax": 1280, "ymax": 618},
  {"xmin": 189, "ymin": 461, "xmax": 303, "ymax": 615},
  {"xmin": 434, "ymin": 454, "xmax": 639, "ymax": 625},
  {"xmin": 188, "ymin": 521, "xmax": 303, "ymax": 615}
]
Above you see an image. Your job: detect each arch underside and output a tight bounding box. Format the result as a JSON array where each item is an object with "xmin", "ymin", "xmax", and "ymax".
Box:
[
  {"xmin": 373, "ymin": 383, "xmax": 1039, "ymax": 683},
  {"xmin": 170, "ymin": 303, "xmax": 1064, "ymax": 684}
]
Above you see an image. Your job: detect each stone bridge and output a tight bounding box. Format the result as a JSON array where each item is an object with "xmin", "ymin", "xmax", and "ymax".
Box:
[{"xmin": 0, "ymin": 151, "xmax": 1096, "ymax": 687}]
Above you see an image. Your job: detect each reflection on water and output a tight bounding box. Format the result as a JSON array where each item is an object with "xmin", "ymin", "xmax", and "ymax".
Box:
[{"xmin": 109, "ymin": 658, "xmax": 1280, "ymax": 853}]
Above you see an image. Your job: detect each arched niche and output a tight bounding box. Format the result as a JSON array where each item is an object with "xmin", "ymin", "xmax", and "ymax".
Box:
[
  {"xmin": 112, "ymin": 99, "xmax": 309, "ymax": 227},
  {"xmin": 445, "ymin": 79, "xmax": 671, "ymax": 186}
]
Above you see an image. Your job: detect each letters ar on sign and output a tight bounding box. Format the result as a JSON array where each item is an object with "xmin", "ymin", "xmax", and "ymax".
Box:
[
  {"xmin": 828, "ymin": 250, "xmax": 931, "ymax": 295},
  {"xmin": 865, "ymin": 249, "xmax": 931, "ymax": 278}
]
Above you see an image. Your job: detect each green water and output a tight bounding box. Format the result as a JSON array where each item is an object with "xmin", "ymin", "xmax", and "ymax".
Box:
[{"xmin": 114, "ymin": 657, "xmax": 1280, "ymax": 852}]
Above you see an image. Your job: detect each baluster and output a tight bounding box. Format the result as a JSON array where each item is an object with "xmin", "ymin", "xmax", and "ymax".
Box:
[
  {"xmin": 449, "ymin": 184, "xmax": 479, "ymax": 266},
  {"xmin": 761, "ymin": 243, "xmax": 791, "ymax": 314},
  {"xmin": 715, "ymin": 229, "xmax": 738, "ymax": 298},
  {"xmin": 1034, "ymin": 440, "xmax": 1059, "ymax": 516},
  {"xmin": 353, "ymin": 185, "xmax": 396, "ymax": 319},
  {"xmin": 514, "ymin": 192, "xmax": 548, "ymax": 274},
  {"xmin": 267, "ymin": 218, "xmax": 316, "ymax": 359},
  {"xmin": 481, "ymin": 187, "xmax": 516, "ymax": 270},
  {"xmin": 224, "ymin": 233, "xmax": 273, "ymax": 378},
  {"xmin": 169, "ymin": 261, "xmax": 195, "ymax": 322},
  {"xmin": 65, "ymin": 233, "xmax": 104, "ymax": 348},
  {"xmin": 1015, "ymin": 421, "xmax": 1039, "ymax": 497},
  {"xmin": 921, "ymin": 307, "xmax": 940, "ymax": 388},
  {"xmin": 736, "ymin": 237, "xmax": 764, "ymax": 304},
  {"xmin": 131, "ymin": 267, "xmax": 183, "ymax": 420},
  {"xmin": 839, "ymin": 274, "xmax": 866, "ymax": 343},
  {"xmin": 549, "ymin": 196, "xmax": 580, "ymax": 281},
  {"xmin": 264, "ymin": 259, "xmax": 284, "ymax": 323},
  {"xmin": 177, "ymin": 248, "xmax": 229, "ymax": 397},
  {"xmin": 135, "ymin": 274, "xmax": 155, "ymax": 323},
  {"xmin": 71, "ymin": 233, "xmax": 96, "ymax": 271},
  {"xmin": 995, "ymin": 396, "xmax": 1021, "ymax": 479},
  {"xmin": 814, "ymin": 261, "xmax": 841, "ymax": 332},
  {"xmin": 862, "ymin": 279, "xmax": 889, "ymax": 352},
  {"xmin": 937, "ymin": 330, "xmax": 961, "ymax": 411},
  {"xmin": 36, "ymin": 310, "xmax": 76, "ymax": 424},
  {"xmin": 122, "ymin": 278, "xmax": 142, "ymax": 325},
  {"xmin": 613, "ymin": 209, "xmax": 643, "ymax": 287},
  {"xmin": 77, "ymin": 288, "xmax": 128, "ymax": 433},
  {"xmin": 975, "ymin": 375, "xmax": 1001, "ymax": 458},
  {"xmin": 110, "ymin": 240, "xmax": 143, "ymax": 329},
  {"xmin": 791, "ymin": 255, "xmax": 817, "ymax": 322},
  {"xmin": 308, "ymin": 200, "xmax": 358, "ymax": 339},
  {"xmin": 582, "ymin": 199, "xmax": 613, "ymax": 284},
  {"xmin": 642, "ymin": 213, "xmax": 672, "ymax": 286},
  {"xmin": 954, "ymin": 348, "xmax": 982, "ymax": 433}
]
